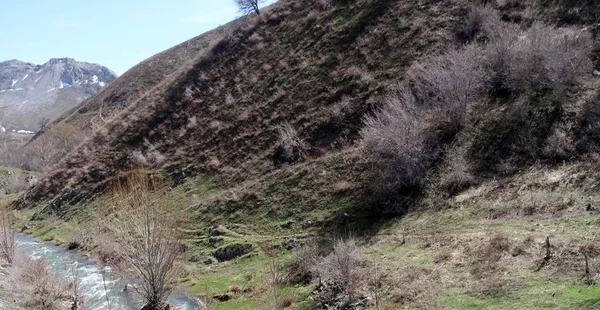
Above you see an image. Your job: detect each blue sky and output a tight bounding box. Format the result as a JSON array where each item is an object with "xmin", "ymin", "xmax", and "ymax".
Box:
[{"xmin": 0, "ymin": 0, "xmax": 276, "ymax": 75}]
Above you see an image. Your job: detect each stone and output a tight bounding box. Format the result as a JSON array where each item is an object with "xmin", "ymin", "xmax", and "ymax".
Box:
[
  {"xmin": 214, "ymin": 243, "xmax": 253, "ymax": 262},
  {"xmin": 213, "ymin": 293, "xmax": 234, "ymax": 302}
]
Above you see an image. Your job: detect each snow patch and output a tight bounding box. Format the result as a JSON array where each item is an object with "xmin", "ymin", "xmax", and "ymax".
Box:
[
  {"xmin": 59, "ymin": 81, "xmax": 72, "ymax": 89},
  {"xmin": 92, "ymin": 75, "xmax": 99, "ymax": 83},
  {"xmin": 35, "ymin": 69, "xmax": 43, "ymax": 74},
  {"xmin": 46, "ymin": 88, "xmax": 56, "ymax": 93},
  {"xmin": 15, "ymin": 88, "xmax": 23, "ymax": 91},
  {"xmin": 34, "ymin": 76, "xmax": 42, "ymax": 83},
  {"xmin": 0, "ymin": 125, "xmax": 5, "ymax": 133},
  {"xmin": 22, "ymin": 74, "xmax": 29, "ymax": 81},
  {"xmin": 17, "ymin": 130, "xmax": 35, "ymax": 135},
  {"xmin": 99, "ymin": 81, "xmax": 106, "ymax": 87},
  {"xmin": 22, "ymin": 100, "xmax": 28, "ymax": 104},
  {"xmin": 0, "ymin": 90, "xmax": 5, "ymax": 93},
  {"xmin": 11, "ymin": 79, "xmax": 18, "ymax": 86}
]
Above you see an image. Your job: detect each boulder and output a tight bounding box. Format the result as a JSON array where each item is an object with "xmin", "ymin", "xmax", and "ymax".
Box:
[{"xmin": 214, "ymin": 243, "xmax": 253, "ymax": 262}]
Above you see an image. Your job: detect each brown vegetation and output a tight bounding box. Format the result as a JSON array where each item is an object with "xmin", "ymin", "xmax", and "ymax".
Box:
[
  {"xmin": 362, "ymin": 5, "xmax": 594, "ymax": 212},
  {"xmin": 0, "ymin": 209, "xmax": 15, "ymax": 264},
  {"xmin": 101, "ymin": 169, "xmax": 184, "ymax": 309}
]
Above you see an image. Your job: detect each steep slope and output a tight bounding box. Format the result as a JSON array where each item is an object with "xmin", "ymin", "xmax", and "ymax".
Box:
[
  {"xmin": 19, "ymin": 0, "xmax": 458, "ymax": 211},
  {"xmin": 10, "ymin": 0, "xmax": 600, "ymax": 308},
  {"xmin": 0, "ymin": 58, "xmax": 116, "ymax": 130},
  {"xmin": 48, "ymin": 20, "xmax": 243, "ymax": 131},
  {"xmin": 18, "ymin": 0, "xmax": 600, "ymax": 213}
]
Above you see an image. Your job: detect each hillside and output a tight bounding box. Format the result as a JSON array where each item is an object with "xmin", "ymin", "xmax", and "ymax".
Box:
[
  {"xmin": 0, "ymin": 58, "xmax": 116, "ymax": 130},
  {"xmin": 20, "ymin": 0, "xmax": 456, "ymax": 209},
  {"xmin": 10, "ymin": 0, "xmax": 600, "ymax": 308},
  {"xmin": 46, "ymin": 20, "xmax": 244, "ymax": 132}
]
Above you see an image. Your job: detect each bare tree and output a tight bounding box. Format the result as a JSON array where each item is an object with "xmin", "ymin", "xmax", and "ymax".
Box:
[
  {"xmin": 0, "ymin": 209, "xmax": 16, "ymax": 264},
  {"xmin": 234, "ymin": 0, "xmax": 263, "ymax": 15},
  {"xmin": 38, "ymin": 117, "xmax": 50, "ymax": 132},
  {"xmin": 103, "ymin": 169, "xmax": 183, "ymax": 309},
  {"xmin": 7, "ymin": 253, "xmax": 66, "ymax": 309}
]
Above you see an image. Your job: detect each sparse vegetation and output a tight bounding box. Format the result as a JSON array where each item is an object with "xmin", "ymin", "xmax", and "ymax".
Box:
[
  {"xmin": 0, "ymin": 209, "xmax": 15, "ymax": 264},
  {"xmin": 362, "ymin": 6, "xmax": 594, "ymax": 211},
  {"xmin": 8, "ymin": 0, "xmax": 600, "ymax": 309},
  {"xmin": 101, "ymin": 169, "xmax": 184, "ymax": 309}
]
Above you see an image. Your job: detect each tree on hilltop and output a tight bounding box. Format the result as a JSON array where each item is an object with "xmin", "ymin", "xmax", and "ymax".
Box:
[{"xmin": 234, "ymin": 0, "xmax": 263, "ymax": 15}]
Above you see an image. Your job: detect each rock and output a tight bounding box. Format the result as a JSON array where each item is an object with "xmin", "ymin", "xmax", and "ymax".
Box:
[
  {"xmin": 140, "ymin": 302, "xmax": 171, "ymax": 310},
  {"xmin": 189, "ymin": 253, "xmax": 204, "ymax": 262},
  {"xmin": 593, "ymin": 69, "xmax": 600, "ymax": 76},
  {"xmin": 301, "ymin": 220, "xmax": 313, "ymax": 229},
  {"xmin": 213, "ymin": 292, "xmax": 234, "ymax": 302},
  {"xmin": 203, "ymin": 258, "xmax": 214, "ymax": 265},
  {"xmin": 206, "ymin": 237, "xmax": 224, "ymax": 248},
  {"xmin": 208, "ymin": 225, "xmax": 225, "ymax": 237},
  {"xmin": 214, "ymin": 243, "xmax": 253, "ymax": 262},
  {"xmin": 67, "ymin": 241, "xmax": 79, "ymax": 250},
  {"xmin": 20, "ymin": 225, "xmax": 30, "ymax": 232},
  {"xmin": 280, "ymin": 220, "xmax": 296, "ymax": 229}
]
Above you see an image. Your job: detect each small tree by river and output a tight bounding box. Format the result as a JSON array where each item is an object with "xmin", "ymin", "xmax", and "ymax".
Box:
[
  {"xmin": 0, "ymin": 209, "xmax": 15, "ymax": 264},
  {"xmin": 102, "ymin": 169, "xmax": 184, "ymax": 310}
]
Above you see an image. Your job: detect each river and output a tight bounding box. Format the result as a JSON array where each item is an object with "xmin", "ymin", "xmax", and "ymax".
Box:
[{"xmin": 15, "ymin": 233, "xmax": 198, "ymax": 310}]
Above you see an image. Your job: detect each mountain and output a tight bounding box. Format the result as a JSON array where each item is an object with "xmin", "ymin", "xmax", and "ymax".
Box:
[
  {"xmin": 47, "ymin": 22, "xmax": 238, "ymax": 131},
  {"xmin": 0, "ymin": 58, "xmax": 117, "ymax": 130},
  {"xmin": 11, "ymin": 0, "xmax": 600, "ymax": 308}
]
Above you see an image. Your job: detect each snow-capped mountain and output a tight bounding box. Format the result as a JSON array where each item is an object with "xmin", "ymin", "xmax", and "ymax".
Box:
[{"xmin": 0, "ymin": 58, "xmax": 117, "ymax": 131}]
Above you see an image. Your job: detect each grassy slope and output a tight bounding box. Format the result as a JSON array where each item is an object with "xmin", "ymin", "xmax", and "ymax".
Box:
[{"xmin": 10, "ymin": 0, "xmax": 600, "ymax": 308}]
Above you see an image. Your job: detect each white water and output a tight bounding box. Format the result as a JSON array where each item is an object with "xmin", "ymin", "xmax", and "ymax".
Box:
[{"xmin": 16, "ymin": 233, "xmax": 197, "ymax": 310}]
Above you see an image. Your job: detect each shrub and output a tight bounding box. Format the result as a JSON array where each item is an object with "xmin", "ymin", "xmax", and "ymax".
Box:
[
  {"xmin": 438, "ymin": 145, "xmax": 475, "ymax": 194},
  {"xmin": 361, "ymin": 87, "xmax": 430, "ymax": 209},
  {"xmin": 500, "ymin": 22, "xmax": 593, "ymax": 94},
  {"xmin": 312, "ymin": 238, "xmax": 362, "ymax": 308},
  {"xmin": 362, "ymin": 6, "xmax": 594, "ymax": 209},
  {"xmin": 0, "ymin": 209, "xmax": 15, "ymax": 264},
  {"xmin": 273, "ymin": 123, "xmax": 306, "ymax": 164},
  {"xmin": 290, "ymin": 241, "xmax": 319, "ymax": 283},
  {"xmin": 7, "ymin": 254, "xmax": 66, "ymax": 309},
  {"xmin": 317, "ymin": 238, "xmax": 360, "ymax": 297},
  {"xmin": 101, "ymin": 169, "xmax": 184, "ymax": 309}
]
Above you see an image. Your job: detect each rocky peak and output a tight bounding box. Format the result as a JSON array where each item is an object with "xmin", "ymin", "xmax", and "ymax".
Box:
[{"xmin": 0, "ymin": 58, "xmax": 117, "ymax": 130}]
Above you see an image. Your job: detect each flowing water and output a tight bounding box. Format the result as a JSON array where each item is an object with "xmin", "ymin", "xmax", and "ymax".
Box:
[{"xmin": 15, "ymin": 233, "xmax": 197, "ymax": 310}]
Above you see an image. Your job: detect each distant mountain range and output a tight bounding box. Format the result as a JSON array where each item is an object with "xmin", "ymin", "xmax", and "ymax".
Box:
[{"xmin": 0, "ymin": 58, "xmax": 117, "ymax": 131}]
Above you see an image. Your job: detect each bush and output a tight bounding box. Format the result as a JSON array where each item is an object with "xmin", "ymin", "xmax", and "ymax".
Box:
[
  {"xmin": 313, "ymin": 238, "xmax": 362, "ymax": 308},
  {"xmin": 273, "ymin": 123, "xmax": 306, "ymax": 164},
  {"xmin": 362, "ymin": 6, "xmax": 594, "ymax": 206},
  {"xmin": 290, "ymin": 241, "xmax": 319, "ymax": 283}
]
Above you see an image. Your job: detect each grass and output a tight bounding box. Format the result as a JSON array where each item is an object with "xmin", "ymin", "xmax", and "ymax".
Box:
[{"xmin": 444, "ymin": 277, "xmax": 600, "ymax": 309}]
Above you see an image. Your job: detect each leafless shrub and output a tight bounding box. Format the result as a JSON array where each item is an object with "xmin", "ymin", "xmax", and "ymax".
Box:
[
  {"xmin": 290, "ymin": 240, "xmax": 319, "ymax": 283},
  {"xmin": 499, "ymin": 22, "xmax": 593, "ymax": 94},
  {"xmin": 331, "ymin": 96, "xmax": 354, "ymax": 125},
  {"xmin": 362, "ymin": 85, "xmax": 429, "ymax": 193},
  {"xmin": 580, "ymin": 243, "xmax": 600, "ymax": 285},
  {"xmin": 102, "ymin": 169, "xmax": 184, "ymax": 309},
  {"xmin": 274, "ymin": 123, "xmax": 306, "ymax": 164},
  {"xmin": 454, "ymin": 5, "xmax": 500, "ymax": 43},
  {"xmin": 543, "ymin": 130, "xmax": 574, "ymax": 159},
  {"xmin": 362, "ymin": 44, "xmax": 489, "ymax": 201},
  {"xmin": 0, "ymin": 209, "xmax": 15, "ymax": 264},
  {"xmin": 410, "ymin": 45, "xmax": 489, "ymax": 135},
  {"xmin": 315, "ymin": 238, "xmax": 361, "ymax": 306},
  {"xmin": 7, "ymin": 253, "xmax": 66, "ymax": 309},
  {"xmin": 439, "ymin": 145, "xmax": 475, "ymax": 194},
  {"xmin": 183, "ymin": 86, "xmax": 194, "ymax": 100}
]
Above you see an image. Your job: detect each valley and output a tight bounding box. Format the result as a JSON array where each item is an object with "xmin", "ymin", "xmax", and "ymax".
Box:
[{"xmin": 2, "ymin": 0, "xmax": 600, "ymax": 309}]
